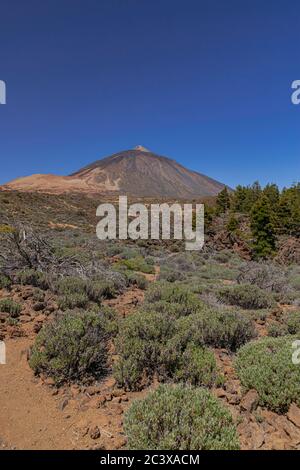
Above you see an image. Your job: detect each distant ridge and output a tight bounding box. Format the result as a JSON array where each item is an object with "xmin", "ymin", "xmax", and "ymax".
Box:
[{"xmin": 2, "ymin": 146, "xmax": 228, "ymax": 198}]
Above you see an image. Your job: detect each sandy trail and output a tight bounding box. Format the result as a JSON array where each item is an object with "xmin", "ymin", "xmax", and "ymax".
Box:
[{"xmin": 0, "ymin": 338, "xmax": 78, "ymax": 449}]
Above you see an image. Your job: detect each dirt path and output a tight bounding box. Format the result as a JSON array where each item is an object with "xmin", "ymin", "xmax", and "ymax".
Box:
[
  {"xmin": 0, "ymin": 271, "xmax": 160, "ymax": 450},
  {"xmin": 0, "ymin": 337, "xmax": 76, "ymax": 449}
]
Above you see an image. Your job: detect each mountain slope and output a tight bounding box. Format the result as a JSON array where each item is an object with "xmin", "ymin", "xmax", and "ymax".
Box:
[{"xmin": 2, "ymin": 146, "xmax": 227, "ymax": 198}]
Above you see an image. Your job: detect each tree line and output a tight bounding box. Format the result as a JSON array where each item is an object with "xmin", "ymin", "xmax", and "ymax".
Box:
[{"xmin": 213, "ymin": 182, "xmax": 300, "ymax": 258}]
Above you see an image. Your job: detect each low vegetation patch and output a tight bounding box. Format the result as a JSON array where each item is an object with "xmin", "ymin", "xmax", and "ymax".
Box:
[
  {"xmin": 145, "ymin": 282, "xmax": 202, "ymax": 317},
  {"xmin": 29, "ymin": 310, "xmax": 113, "ymax": 385},
  {"xmin": 15, "ymin": 269, "xmax": 51, "ymax": 290},
  {"xmin": 114, "ymin": 303, "xmax": 254, "ymax": 390},
  {"xmin": 0, "ymin": 298, "xmax": 22, "ymax": 317},
  {"xmin": 124, "ymin": 384, "xmax": 240, "ymax": 450},
  {"xmin": 218, "ymin": 284, "xmax": 275, "ymax": 309},
  {"xmin": 116, "ymin": 256, "xmax": 155, "ymax": 274},
  {"xmin": 0, "ymin": 273, "xmax": 11, "ymax": 289},
  {"xmin": 235, "ymin": 336, "xmax": 300, "ymax": 412}
]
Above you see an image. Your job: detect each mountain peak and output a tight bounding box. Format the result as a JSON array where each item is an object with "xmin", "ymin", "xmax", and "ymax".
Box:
[
  {"xmin": 134, "ymin": 145, "xmax": 150, "ymax": 152},
  {"xmin": 3, "ymin": 147, "xmax": 228, "ymax": 198}
]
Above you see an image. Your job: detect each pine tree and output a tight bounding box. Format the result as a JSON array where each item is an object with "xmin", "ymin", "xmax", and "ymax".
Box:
[
  {"xmin": 227, "ymin": 214, "xmax": 239, "ymax": 233},
  {"xmin": 216, "ymin": 187, "xmax": 231, "ymax": 214},
  {"xmin": 250, "ymin": 196, "xmax": 276, "ymax": 258}
]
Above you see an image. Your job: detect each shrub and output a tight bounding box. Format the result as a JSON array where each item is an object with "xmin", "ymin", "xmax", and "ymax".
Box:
[
  {"xmin": 145, "ymin": 282, "xmax": 202, "ymax": 317},
  {"xmin": 197, "ymin": 263, "xmax": 239, "ymax": 281},
  {"xmin": 268, "ymin": 310, "xmax": 300, "ymax": 337},
  {"xmin": 86, "ymin": 279, "xmax": 116, "ymax": 301},
  {"xmin": 32, "ymin": 288, "xmax": 45, "ymax": 302},
  {"xmin": 175, "ymin": 309, "xmax": 256, "ymax": 352},
  {"xmin": 0, "ymin": 298, "xmax": 22, "ymax": 317},
  {"xmin": 289, "ymin": 274, "xmax": 300, "ymax": 291},
  {"xmin": 218, "ymin": 284, "xmax": 275, "ymax": 309},
  {"xmin": 158, "ymin": 268, "xmax": 185, "ymax": 282},
  {"xmin": 144, "ymin": 300, "xmax": 196, "ymax": 319},
  {"xmin": 267, "ymin": 323, "xmax": 287, "ymax": 337},
  {"xmin": 29, "ymin": 310, "xmax": 110, "ymax": 385},
  {"xmin": 54, "ymin": 276, "xmax": 87, "ymax": 296},
  {"xmin": 125, "ymin": 272, "xmax": 149, "ymax": 290},
  {"xmin": 237, "ymin": 262, "xmax": 287, "ymax": 293},
  {"xmin": 235, "ymin": 336, "xmax": 300, "ymax": 412},
  {"xmin": 124, "ymin": 384, "xmax": 240, "ymax": 450},
  {"xmin": 0, "ymin": 273, "xmax": 11, "ymax": 289},
  {"xmin": 118, "ymin": 256, "xmax": 155, "ymax": 274},
  {"xmin": 285, "ymin": 310, "xmax": 300, "ymax": 335},
  {"xmin": 171, "ymin": 343, "xmax": 223, "ymax": 387},
  {"xmin": 15, "ymin": 269, "xmax": 50, "ymax": 290},
  {"xmin": 113, "ymin": 311, "xmax": 174, "ymax": 390},
  {"xmin": 113, "ymin": 306, "xmax": 251, "ymax": 390},
  {"xmin": 58, "ymin": 292, "xmax": 89, "ymax": 310}
]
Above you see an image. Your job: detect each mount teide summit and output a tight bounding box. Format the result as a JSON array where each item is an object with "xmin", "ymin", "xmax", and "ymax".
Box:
[{"xmin": 2, "ymin": 146, "xmax": 227, "ymax": 198}]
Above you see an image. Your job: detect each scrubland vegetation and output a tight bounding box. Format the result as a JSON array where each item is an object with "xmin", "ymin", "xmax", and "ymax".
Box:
[{"xmin": 0, "ymin": 183, "xmax": 299, "ymax": 450}]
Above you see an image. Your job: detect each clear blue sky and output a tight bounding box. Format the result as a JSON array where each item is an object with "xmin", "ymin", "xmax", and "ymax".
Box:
[{"xmin": 0, "ymin": 0, "xmax": 299, "ymax": 188}]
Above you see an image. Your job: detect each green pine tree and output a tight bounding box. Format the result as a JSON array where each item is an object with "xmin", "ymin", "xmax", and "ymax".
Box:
[
  {"xmin": 250, "ymin": 196, "xmax": 276, "ymax": 258},
  {"xmin": 216, "ymin": 187, "xmax": 231, "ymax": 214}
]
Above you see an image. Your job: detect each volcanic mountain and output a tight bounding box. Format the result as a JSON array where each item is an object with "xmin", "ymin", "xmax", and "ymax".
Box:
[{"xmin": 2, "ymin": 146, "xmax": 227, "ymax": 198}]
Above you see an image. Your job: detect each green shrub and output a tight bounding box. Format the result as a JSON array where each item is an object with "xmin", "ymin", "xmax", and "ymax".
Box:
[
  {"xmin": 0, "ymin": 298, "xmax": 22, "ymax": 317},
  {"xmin": 171, "ymin": 343, "xmax": 223, "ymax": 387},
  {"xmin": 125, "ymin": 272, "xmax": 149, "ymax": 290},
  {"xmin": 235, "ymin": 336, "xmax": 300, "ymax": 412},
  {"xmin": 197, "ymin": 263, "xmax": 239, "ymax": 281},
  {"xmin": 287, "ymin": 266, "xmax": 300, "ymax": 291},
  {"xmin": 285, "ymin": 311, "xmax": 300, "ymax": 334},
  {"xmin": 32, "ymin": 289, "xmax": 45, "ymax": 302},
  {"xmin": 267, "ymin": 323, "xmax": 286, "ymax": 337},
  {"xmin": 145, "ymin": 282, "xmax": 202, "ymax": 317},
  {"xmin": 54, "ymin": 276, "xmax": 87, "ymax": 296},
  {"xmin": 144, "ymin": 300, "xmax": 195, "ymax": 319},
  {"xmin": 113, "ymin": 311, "xmax": 174, "ymax": 390},
  {"xmin": 218, "ymin": 284, "xmax": 275, "ymax": 309},
  {"xmin": 0, "ymin": 274, "xmax": 11, "ymax": 289},
  {"xmin": 124, "ymin": 384, "xmax": 240, "ymax": 450},
  {"xmin": 177, "ymin": 309, "xmax": 257, "ymax": 352},
  {"xmin": 58, "ymin": 292, "xmax": 89, "ymax": 310},
  {"xmin": 113, "ymin": 306, "xmax": 249, "ymax": 390},
  {"xmin": 86, "ymin": 279, "xmax": 116, "ymax": 301},
  {"xmin": 118, "ymin": 256, "xmax": 155, "ymax": 274},
  {"xmin": 16, "ymin": 269, "xmax": 50, "ymax": 290},
  {"xmin": 268, "ymin": 311, "xmax": 300, "ymax": 338},
  {"xmin": 29, "ymin": 310, "xmax": 110, "ymax": 385}
]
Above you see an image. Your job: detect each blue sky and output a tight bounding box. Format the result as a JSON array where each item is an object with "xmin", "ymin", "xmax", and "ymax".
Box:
[{"xmin": 0, "ymin": 0, "xmax": 299, "ymax": 188}]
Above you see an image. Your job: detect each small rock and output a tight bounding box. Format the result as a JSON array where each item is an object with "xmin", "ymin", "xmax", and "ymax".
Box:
[
  {"xmin": 58, "ymin": 398, "xmax": 69, "ymax": 411},
  {"xmin": 96, "ymin": 395, "xmax": 107, "ymax": 407},
  {"xmin": 112, "ymin": 389, "xmax": 125, "ymax": 397},
  {"xmin": 240, "ymin": 389, "xmax": 259, "ymax": 412},
  {"xmin": 44, "ymin": 377, "xmax": 55, "ymax": 386},
  {"xmin": 86, "ymin": 385, "xmax": 101, "ymax": 396},
  {"xmin": 0, "ymin": 312, "xmax": 9, "ymax": 322},
  {"xmin": 287, "ymin": 403, "xmax": 300, "ymax": 429},
  {"xmin": 33, "ymin": 302, "xmax": 46, "ymax": 312},
  {"xmin": 89, "ymin": 426, "xmax": 101, "ymax": 440},
  {"xmin": 214, "ymin": 388, "xmax": 226, "ymax": 398},
  {"xmin": 112, "ymin": 396, "xmax": 122, "ymax": 404}
]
